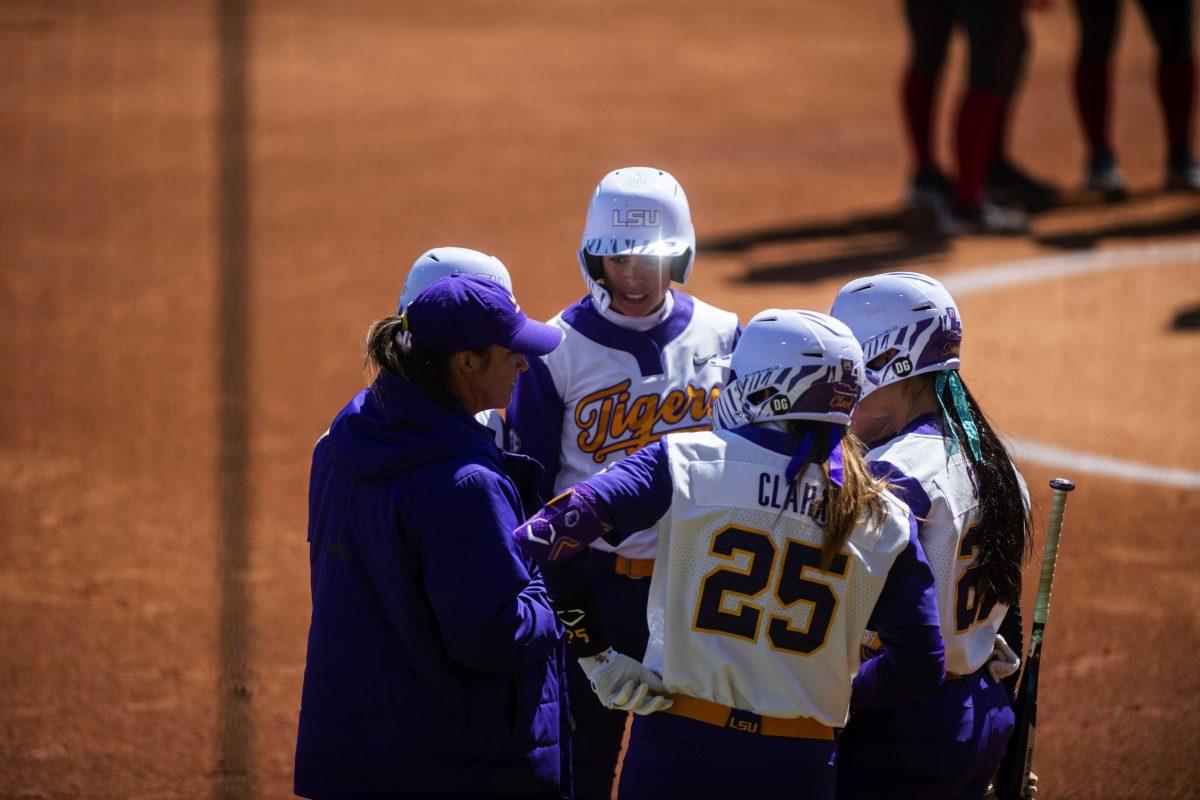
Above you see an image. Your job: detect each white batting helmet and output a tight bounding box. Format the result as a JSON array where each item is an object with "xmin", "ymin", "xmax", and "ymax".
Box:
[
  {"xmin": 578, "ymin": 167, "xmax": 695, "ymax": 312},
  {"xmin": 397, "ymin": 247, "xmax": 513, "ymax": 313},
  {"xmin": 829, "ymin": 272, "xmax": 962, "ymax": 397},
  {"xmin": 710, "ymin": 309, "xmax": 865, "ymax": 430}
]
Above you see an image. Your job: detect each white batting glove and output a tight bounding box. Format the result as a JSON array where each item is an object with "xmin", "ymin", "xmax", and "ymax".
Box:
[
  {"xmin": 986, "ymin": 634, "xmax": 1021, "ymax": 683},
  {"xmin": 578, "ymin": 648, "xmax": 674, "ymax": 716}
]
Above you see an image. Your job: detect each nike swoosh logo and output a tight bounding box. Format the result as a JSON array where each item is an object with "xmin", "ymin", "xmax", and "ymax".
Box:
[{"xmin": 693, "ymin": 353, "xmax": 717, "ymax": 366}]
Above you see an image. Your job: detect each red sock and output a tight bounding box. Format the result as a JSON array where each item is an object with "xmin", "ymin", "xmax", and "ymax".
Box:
[
  {"xmin": 994, "ymin": 92, "xmax": 1014, "ymax": 165},
  {"xmin": 1157, "ymin": 55, "xmax": 1196, "ymax": 156},
  {"xmin": 903, "ymin": 67, "xmax": 940, "ymax": 170},
  {"xmin": 954, "ymin": 89, "xmax": 1003, "ymax": 208},
  {"xmin": 1074, "ymin": 60, "xmax": 1112, "ymax": 155}
]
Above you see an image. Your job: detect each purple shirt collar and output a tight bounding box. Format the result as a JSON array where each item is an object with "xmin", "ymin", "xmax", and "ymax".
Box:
[
  {"xmin": 730, "ymin": 423, "xmax": 845, "ymax": 486},
  {"xmin": 560, "ymin": 291, "xmax": 695, "ymax": 377}
]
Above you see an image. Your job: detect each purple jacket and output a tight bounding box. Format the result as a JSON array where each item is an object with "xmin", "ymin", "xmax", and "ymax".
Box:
[{"xmin": 295, "ymin": 370, "xmax": 567, "ymax": 799}]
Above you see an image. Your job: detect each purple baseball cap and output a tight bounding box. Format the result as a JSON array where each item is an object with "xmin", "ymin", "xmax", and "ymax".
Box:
[{"xmin": 405, "ymin": 273, "xmax": 563, "ymax": 356}]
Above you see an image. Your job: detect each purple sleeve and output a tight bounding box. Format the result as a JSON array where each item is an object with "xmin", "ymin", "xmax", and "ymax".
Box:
[
  {"xmin": 869, "ymin": 460, "xmax": 932, "ymax": 518},
  {"xmin": 422, "ymin": 470, "xmax": 561, "ymax": 673},
  {"xmin": 508, "ymin": 354, "xmax": 564, "ymax": 501},
  {"xmin": 583, "ymin": 440, "xmax": 673, "ymax": 539},
  {"xmin": 851, "ymin": 514, "xmax": 945, "ymax": 708}
]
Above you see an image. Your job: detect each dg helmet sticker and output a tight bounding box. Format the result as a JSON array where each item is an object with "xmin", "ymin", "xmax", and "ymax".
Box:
[{"xmin": 892, "ymin": 357, "xmax": 913, "ymax": 377}]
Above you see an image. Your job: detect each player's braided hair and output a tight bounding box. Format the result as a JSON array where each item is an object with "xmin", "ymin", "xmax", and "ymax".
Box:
[
  {"xmin": 785, "ymin": 421, "xmax": 888, "ymax": 570},
  {"xmin": 934, "ymin": 375, "xmax": 1031, "ymax": 607},
  {"xmin": 364, "ymin": 315, "xmax": 490, "ymax": 405}
]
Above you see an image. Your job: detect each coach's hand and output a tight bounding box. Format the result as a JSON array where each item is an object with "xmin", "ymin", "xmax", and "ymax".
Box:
[
  {"xmin": 578, "ymin": 648, "xmax": 673, "ymax": 715},
  {"xmin": 986, "ymin": 634, "xmax": 1020, "ymax": 683}
]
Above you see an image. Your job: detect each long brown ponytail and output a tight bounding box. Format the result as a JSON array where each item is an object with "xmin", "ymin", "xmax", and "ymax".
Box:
[{"xmin": 363, "ymin": 315, "xmax": 483, "ymax": 405}]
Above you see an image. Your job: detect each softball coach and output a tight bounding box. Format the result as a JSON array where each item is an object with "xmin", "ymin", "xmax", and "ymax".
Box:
[{"xmin": 295, "ymin": 265, "xmax": 569, "ymax": 799}]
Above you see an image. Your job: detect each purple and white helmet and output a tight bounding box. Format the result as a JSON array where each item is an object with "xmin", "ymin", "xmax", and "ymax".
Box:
[
  {"xmin": 710, "ymin": 309, "xmax": 865, "ymax": 430},
  {"xmin": 578, "ymin": 167, "xmax": 695, "ymax": 313},
  {"xmin": 829, "ymin": 272, "xmax": 962, "ymax": 398},
  {"xmin": 398, "ymin": 247, "xmax": 513, "ymax": 313}
]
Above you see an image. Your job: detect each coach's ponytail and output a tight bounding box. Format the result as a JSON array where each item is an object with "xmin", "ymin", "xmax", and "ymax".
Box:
[
  {"xmin": 364, "ymin": 315, "xmax": 487, "ymax": 405},
  {"xmin": 937, "ymin": 374, "xmax": 1031, "ymax": 606},
  {"xmin": 365, "ymin": 316, "xmax": 408, "ymax": 378},
  {"xmin": 785, "ymin": 421, "xmax": 887, "ymax": 569}
]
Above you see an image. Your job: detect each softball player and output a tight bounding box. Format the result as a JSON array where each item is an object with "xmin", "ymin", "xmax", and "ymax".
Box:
[
  {"xmin": 830, "ymin": 272, "xmax": 1031, "ymax": 800},
  {"xmin": 1071, "ymin": 0, "xmax": 1199, "ymax": 194},
  {"xmin": 514, "ymin": 310, "xmax": 947, "ymax": 800},
  {"xmin": 398, "ymin": 246, "xmax": 518, "ymax": 450},
  {"xmin": 901, "ymin": 0, "xmax": 1050, "ymax": 234},
  {"xmin": 507, "ymin": 166, "xmax": 740, "ymax": 798}
]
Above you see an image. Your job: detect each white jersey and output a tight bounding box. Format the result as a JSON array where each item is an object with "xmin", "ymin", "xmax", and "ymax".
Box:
[
  {"xmin": 868, "ymin": 422, "xmax": 1024, "ymax": 676},
  {"xmin": 644, "ymin": 429, "xmax": 914, "ymax": 726},
  {"xmin": 475, "ymin": 409, "xmax": 511, "ymax": 450},
  {"xmin": 541, "ymin": 292, "xmax": 739, "ymax": 558}
]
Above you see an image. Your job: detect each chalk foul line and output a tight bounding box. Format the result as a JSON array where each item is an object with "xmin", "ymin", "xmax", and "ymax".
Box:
[
  {"xmin": 940, "ymin": 239, "xmax": 1200, "ymax": 297},
  {"xmin": 938, "ymin": 238, "xmax": 1200, "ymax": 490},
  {"xmin": 1011, "ymin": 438, "xmax": 1200, "ymax": 491}
]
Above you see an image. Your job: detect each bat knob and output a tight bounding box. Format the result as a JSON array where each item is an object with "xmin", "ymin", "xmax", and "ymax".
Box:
[{"xmin": 1049, "ymin": 477, "xmax": 1076, "ymax": 492}]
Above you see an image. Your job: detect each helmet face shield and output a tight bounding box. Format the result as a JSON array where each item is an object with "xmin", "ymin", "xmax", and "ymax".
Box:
[{"xmin": 591, "ymin": 254, "xmax": 673, "ymax": 318}]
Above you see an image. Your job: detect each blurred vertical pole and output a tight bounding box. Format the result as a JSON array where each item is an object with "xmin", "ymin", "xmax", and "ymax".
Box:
[{"xmin": 215, "ymin": 0, "xmax": 254, "ymax": 797}]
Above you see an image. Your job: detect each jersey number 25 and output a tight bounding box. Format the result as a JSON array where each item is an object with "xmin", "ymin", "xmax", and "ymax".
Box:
[{"xmin": 693, "ymin": 525, "xmax": 849, "ymax": 655}]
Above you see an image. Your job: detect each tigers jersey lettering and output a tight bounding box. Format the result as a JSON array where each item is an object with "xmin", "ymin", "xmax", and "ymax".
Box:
[
  {"xmin": 643, "ymin": 429, "xmax": 914, "ymax": 726},
  {"xmin": 517, "ymin": 291, "xmax": 739, "ymax": 559},
  {"xmin": 574, "ymin": 379, "xmax": 716, "ymax": 462}
]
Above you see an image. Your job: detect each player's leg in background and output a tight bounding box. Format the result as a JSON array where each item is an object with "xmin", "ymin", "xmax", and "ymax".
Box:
[
  {"xmin": 1072, "ymin": 0, "xmax": 1126, "ymax": 195},
  {"xmin": 567, "ymin": 551, "xmax": 652, "ymax": 800},
  {"xmin": 901, "ymin": 0, "xmax": 956, "ymax": 215},
  {"xmin": 1137, "ymin": 0, "xmax": 1199, "ymax": 189},
  {"xmin": 987, "ymin": 11, "xmax": 1060, "ymax": 212},
  {"xmin": 950, "ymin": 0, "xmax": 1029, "ymax": 232}
]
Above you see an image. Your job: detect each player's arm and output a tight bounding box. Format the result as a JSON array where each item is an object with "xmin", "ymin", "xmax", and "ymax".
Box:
[
  {"xmin": 420, "ymin": 470, "xmax": 561, "ymax": 673},
  {"xmin": 513, "ymin": 441, "xmax": 673, "ymax": 566},
  {"xmin": 851, "ymin": 514, "xmax": 946, "ymax": 708},
  {"xmin": 512, "ymin": 444, "xmax": 674, "ymax": 714},
  {"xmin": 507, "ymin": 354, "xmax": 565, "ymax": 501},
  {"xmin": 868, "ymin": 459, "xmax": 932, "ymax": 518},
  {"xmin": 520, "ymin": 441, "xmax": 671, "ymax": 646}
]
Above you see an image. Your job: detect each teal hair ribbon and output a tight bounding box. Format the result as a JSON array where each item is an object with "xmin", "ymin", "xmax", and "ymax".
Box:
[{"xmin": 934, "ymin": 371, "xmax": 982, "ymax": 463}]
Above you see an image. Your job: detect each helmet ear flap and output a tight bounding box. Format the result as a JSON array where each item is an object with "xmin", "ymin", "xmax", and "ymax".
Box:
[
  {"xmin": 669, "ymin": 249, "xmax": 693, "ymax": 283},
  {"xmin": 581, "ymin": 252, "xmax": 606, "ymax": 282}
]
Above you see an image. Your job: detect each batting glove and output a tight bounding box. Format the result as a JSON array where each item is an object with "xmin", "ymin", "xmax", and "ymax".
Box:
[
  {"xmin": 513, "ymin": 484, "xmax": 613, "ymax": 566},
  {"xmin": 578, "ymin": 648, "xmax": 673, "ymax": 716},
  {"xmin": 986, "ymin": 633, "xmax": 1021, "ymax": 683}
]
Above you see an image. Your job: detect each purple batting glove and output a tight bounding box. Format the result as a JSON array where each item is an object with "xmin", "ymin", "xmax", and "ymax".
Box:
[{"xmin": 513, "ymin": 483, "xmax": 613, "ymax": 565}]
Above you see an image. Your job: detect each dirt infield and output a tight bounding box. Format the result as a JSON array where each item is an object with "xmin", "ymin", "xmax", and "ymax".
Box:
[{"xmin": 1, "ymin": 1, "xmax": 1198, "ymax": 798}]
